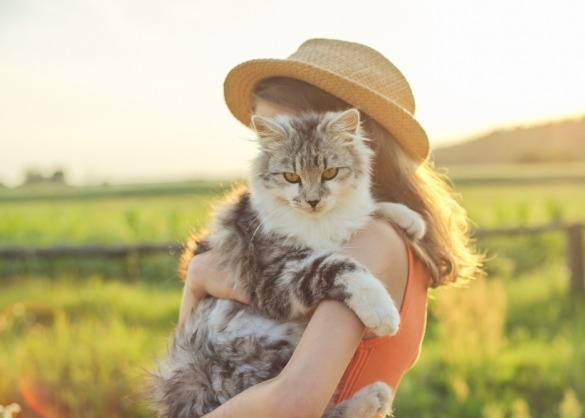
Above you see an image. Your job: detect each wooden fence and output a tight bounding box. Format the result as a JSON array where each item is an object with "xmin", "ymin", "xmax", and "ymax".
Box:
[
  {"xmin": 473, "ymin": 222, "xmax": 584, "ymax": 294},
  {"xmin": 1, "ymin": 222, "xmax": 583, "ymax": 295}
]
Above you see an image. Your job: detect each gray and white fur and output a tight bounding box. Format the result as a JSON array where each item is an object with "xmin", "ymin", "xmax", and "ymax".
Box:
[{"xmin": 149, "ymin": 109, "xmax": 425, "ymax": 417}]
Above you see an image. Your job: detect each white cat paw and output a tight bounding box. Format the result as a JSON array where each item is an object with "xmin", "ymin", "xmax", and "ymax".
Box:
[
  {"xmin": 323, "ymin": 381, "xmax": 393, "ymax": 418},
  {"xmin": 375, "ymin": 202, "xmax": 426, "ymax": 240},
  {"xmin": 341, "ymin": 271, "xmax": 400, "ymax": 337},
  {"xmin": 346, "ymin": 382, "xmax": 393, "ymax": 417}
]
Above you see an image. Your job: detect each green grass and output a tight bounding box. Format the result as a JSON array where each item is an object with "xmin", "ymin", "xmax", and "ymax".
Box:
[
  {"xmin": 0, "ymin": 193, "xmax": 216, "ymax": 247},
  {"xmin": 0, "ymin": 276, "xmax": 181, "ymax": 418},
  {"xmin": 445, "ymin": 162, "xmax": 585, "ymax": 185},
  {"xmin": 0, "ymin": 188, "xmax": 228, "ymax": 282},
  {"xmin": 457, "ymin": 182, "xmax": 585, "ymax": 229},
  {"xmin": 0, "ymin": 179, "xmax": 231, "ymax": 202},
  {"xmin": 1, "ymin": 176, "xmax": 584, "ymax": 417}
]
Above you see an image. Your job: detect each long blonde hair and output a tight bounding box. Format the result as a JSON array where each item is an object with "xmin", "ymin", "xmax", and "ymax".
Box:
[{"xmin": 253, "ymin": 77, "xmax": 483, "ymax": 287}]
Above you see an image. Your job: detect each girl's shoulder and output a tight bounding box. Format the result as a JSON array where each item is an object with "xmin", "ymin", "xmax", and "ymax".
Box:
[{"xmin": 346, "ymin": 218, "xmax": 409, "ymax": 308}]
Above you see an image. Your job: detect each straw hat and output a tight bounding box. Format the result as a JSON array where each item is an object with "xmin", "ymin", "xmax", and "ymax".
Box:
[{"xmin": 224, "ymin": 38, "xmax": 429, "ymax": 162}]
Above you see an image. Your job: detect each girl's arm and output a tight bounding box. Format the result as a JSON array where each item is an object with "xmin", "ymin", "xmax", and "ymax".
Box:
[{"xmin": 204, "ymin": 300, "xmax": 365, "ymax": 418}]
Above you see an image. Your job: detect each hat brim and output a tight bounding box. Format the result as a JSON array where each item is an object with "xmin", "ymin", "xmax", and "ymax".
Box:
[{"xmin": 224, "ymin": 58, "xmax": 429, "ymax": 163}]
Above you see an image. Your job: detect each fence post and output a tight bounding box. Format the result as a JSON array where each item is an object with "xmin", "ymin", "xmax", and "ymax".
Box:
[
  {"xmin": 126, "ymin": 250, "xmax": 140, "ymax": 282},
  {"xmin": 566, "ymin": 224, "xmax": 584, "ymax": 295}
]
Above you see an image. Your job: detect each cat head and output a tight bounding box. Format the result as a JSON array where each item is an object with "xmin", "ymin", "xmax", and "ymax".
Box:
[{"xmin": 249, "ymin": 109, "xmax": 374, "ymax": 219}]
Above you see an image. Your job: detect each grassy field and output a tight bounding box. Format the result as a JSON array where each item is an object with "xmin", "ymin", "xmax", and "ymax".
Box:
[{"xmin": 0, "ymin": 177, "xmax": 584, "ymax": 417}]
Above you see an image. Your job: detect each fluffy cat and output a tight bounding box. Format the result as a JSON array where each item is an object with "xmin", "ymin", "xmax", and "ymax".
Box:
[{"xmin": 150, "ymin": 109, "xmax": 425, "ymax": 418}]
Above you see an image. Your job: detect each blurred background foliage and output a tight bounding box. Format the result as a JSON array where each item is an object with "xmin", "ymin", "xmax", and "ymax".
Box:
[{"xmin": 1, "ymin": 171, "xmax": 584, "ymax": 417}]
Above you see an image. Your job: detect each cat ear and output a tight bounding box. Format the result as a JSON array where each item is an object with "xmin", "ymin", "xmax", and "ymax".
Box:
[
  {"xmin": 327, "ymin": 109, "xmax": 361, "ymax": 142},
  {"xmin": 251, "ymin": 115, "xmax": 286, "ymax": 137},
  {"xmin": 251, "ymin": 115, "xmax": 286, "ymax": 151}
]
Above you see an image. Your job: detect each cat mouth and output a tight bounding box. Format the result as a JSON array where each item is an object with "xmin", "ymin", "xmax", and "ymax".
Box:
[
  {"xmin": 304, "ymin": 205, "xmax": 326, "ymax": 216},
  {"xmin": 291, "ymin": 201, "xmax": 328, "ymax": 216}
]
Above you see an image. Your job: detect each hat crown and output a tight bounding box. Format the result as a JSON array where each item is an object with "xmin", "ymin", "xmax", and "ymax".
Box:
[
  {"xmin": 288, "ymin": 39, "xmax": 416, "ymax": 114},
  {"xmin": 223, "ymin": 38, "xmax": 429, "ymax": 163}
]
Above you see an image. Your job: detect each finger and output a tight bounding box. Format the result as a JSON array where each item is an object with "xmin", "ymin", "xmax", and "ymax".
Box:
[{"xmin": 229, "ymin": 288, "xmax": 251, "ymax": 305}]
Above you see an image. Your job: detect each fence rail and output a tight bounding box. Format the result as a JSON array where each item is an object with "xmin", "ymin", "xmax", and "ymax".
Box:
[
  {"xmin": 1, "ymin": 222, "xmax": 583, "ymax": 294},
  {"xmin": 0, "ymin": 243, "xmax": 182, "ymax": 259},
  {"xmin": 474, "ymin": 222, "xmax": 584, "ymax": 294}
]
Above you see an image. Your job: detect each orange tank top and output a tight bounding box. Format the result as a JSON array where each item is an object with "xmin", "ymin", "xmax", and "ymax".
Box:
[{"xmin": 331, "ymin": 241, "xmax": 430, "ymax": 407}]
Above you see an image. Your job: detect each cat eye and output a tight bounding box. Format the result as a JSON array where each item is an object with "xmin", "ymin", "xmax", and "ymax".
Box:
[
  {"xmin": 283, "ymin": 172, "xmax": 301, "ymax": 184},
  {"xmin": 321, "ymin": 168, "xmax": 339, "ymax": 181}
]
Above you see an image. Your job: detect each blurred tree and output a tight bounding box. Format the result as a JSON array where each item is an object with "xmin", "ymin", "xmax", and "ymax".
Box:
[{"xmin": 23, "ymin": 168, "xmax": 68, "ymax": 185}]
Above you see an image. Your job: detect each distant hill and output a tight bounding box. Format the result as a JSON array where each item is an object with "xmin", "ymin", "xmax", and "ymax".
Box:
[{"xmin": 432, "ymin": 116, "xmax": 585, "ymax": 166}]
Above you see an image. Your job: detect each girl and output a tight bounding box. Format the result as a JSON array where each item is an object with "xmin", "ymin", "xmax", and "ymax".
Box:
[{"xmin": 179, "ymin": 38, "xmax": 483, "ymax": 418}]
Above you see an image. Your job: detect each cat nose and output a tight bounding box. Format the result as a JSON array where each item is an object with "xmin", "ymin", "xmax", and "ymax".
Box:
[{"xmin": 307, "ymin": 199, "xmax": 320, "ymax": 209}]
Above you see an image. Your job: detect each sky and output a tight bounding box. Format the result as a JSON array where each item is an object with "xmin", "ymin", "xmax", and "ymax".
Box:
[{"xmin": 1, "ymin": 0, "xmax": 584, "ymax": 186}]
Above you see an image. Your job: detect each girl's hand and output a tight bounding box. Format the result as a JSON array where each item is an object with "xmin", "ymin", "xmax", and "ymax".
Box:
[{"xmin": 179, "ymin": 252, "xmax": 250, "ymax": 325}]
